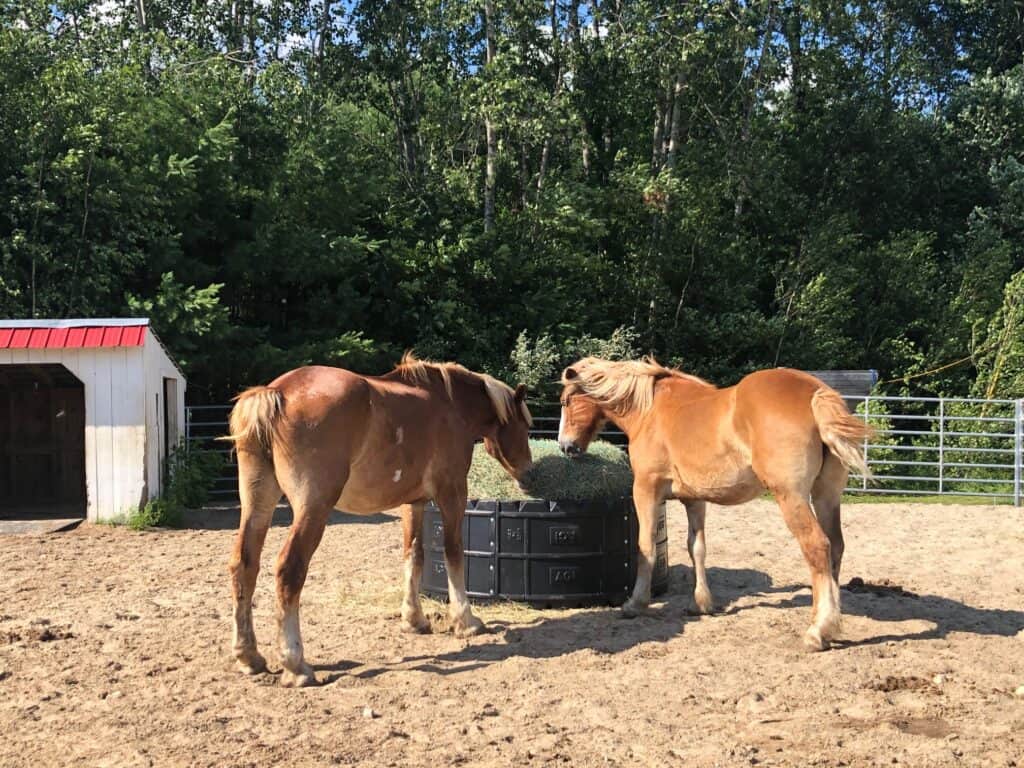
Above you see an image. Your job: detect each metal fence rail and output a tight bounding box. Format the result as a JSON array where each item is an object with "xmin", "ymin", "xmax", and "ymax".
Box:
[
  {"xmin": 187, "ymin": 395, "xmax": 1024, "ymax": 505},
  {"xmin": 185, "ymin": 405, "xmax": 239, "ymax": 499},
  {"xmin": 848, "ymin": 395, "xmax": 1023, "ymax": 504}
]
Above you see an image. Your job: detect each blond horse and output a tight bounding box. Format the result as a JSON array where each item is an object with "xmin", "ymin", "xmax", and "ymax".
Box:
[
  {"xmin": 557, "ymin": 357, "xmax": 871, "ymax": 650},
  {"xmin": 225, "ymin": 354, "xmax": 533, "ymax": 686}
]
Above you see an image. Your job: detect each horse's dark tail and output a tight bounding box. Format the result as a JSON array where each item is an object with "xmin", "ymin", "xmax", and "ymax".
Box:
[{"xmin": 223, "ymin": 387, "xmax": 284, "ymax": 457}]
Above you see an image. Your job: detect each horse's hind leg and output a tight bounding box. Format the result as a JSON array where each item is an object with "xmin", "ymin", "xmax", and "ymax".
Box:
[
  {"xmin": 774, "ymin": 490, "xmax": 840, "ymax": 651},
  {"xmin": 228, "ymin": 450, "xmax": 281, "ymax": 675},
  {"xmin": 812, "ymin": 452, "xmax": 848, "ymax": 582},
  {"xmin": 684, "ymin": 500, "xmax": 714, "ymax": 614},
  {"xmin": 275, "ymin": 497, "xmax": 332, "ymax": 687},
  {"xmin": 400, "ymin": 502, "xmax": 430, "ymax": 633}
]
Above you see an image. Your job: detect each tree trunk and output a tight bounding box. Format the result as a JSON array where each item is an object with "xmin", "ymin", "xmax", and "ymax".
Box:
[
  {"xmin": 784, "ymin": 3, "xmax": 804, "ymax": 116},
  {"xmin": 665, "ymin": 70, "xmax": 685, "ymax": 171},
  {"xmin": 484, "ymin": 0, "xmax": 497, "ymax": 232},
  {"xmin": 734, "ymin": 0, "xmax": 776, "ymax": 220},
  {"xmin": 587, "ymin": 0, "xmax": 601, "ymax": 38},
  {"xmin": 651, "ymin": 83, "xmax": 666, "ymax": 173},
  {"xmin": 568, "ymin": 2, "xmax": 592, "ymax": 177},
  {"xmin": 520, "ymin": 141, "xmax": 529, "ymax": 208},
  {"xmin": 316, "ymin": 2, "xmax": 331, "ymax": 68},
  {"xmin": 536, "ymin": 0, "xmax": 559, "ymax": 195}
]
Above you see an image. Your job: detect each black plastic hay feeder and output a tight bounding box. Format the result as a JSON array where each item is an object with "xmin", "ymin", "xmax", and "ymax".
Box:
[{"xmin": 421, "ymin": 498, "xmax": 668, "ymax": 608}]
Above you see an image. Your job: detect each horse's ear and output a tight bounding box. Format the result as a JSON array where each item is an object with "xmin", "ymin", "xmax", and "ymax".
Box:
[
  {"xmin": 562, "ymin": 366, "xmax": 578, "ymax": 382},
  {"xmin": 514, "ymin": 383, "xmax": 527, "ymax": 402}
]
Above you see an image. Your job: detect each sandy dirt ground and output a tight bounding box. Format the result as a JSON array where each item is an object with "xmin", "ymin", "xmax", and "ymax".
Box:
[{"xmin": 1, "ymin": 499, "xmax": 1023, "ymax": 768}]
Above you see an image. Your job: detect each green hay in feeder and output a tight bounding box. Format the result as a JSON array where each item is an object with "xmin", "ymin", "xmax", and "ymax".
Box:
[{"xmin": 467, "ymin": 439, "xmax": 633, "ymax": 501}]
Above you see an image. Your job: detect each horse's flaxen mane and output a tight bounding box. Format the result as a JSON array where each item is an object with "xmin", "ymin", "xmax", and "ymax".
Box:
[
  {"xmin": 563, "ymin": 356, "xmax": 711, "ymax": 414},
  {"xmin": 396, "ymin": 351, "xmax": 459, "ymax": 399},
  {"xmin": 396, "ymin": 351, "xmax": 532, "ymax": 425},
  {"xmin": 482, "ymin": 374, "xmax": 533, "ymax": 426}
]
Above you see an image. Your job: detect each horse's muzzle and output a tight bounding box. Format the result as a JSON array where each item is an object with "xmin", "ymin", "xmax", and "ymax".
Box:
[{"xmin": 559, "ymin": 440, "xmax": 582, "ymax": 458}]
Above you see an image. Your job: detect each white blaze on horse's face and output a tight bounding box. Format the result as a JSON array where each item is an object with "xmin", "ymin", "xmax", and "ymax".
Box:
[
  {"xmin": 393, "ymin": 469, "xmax": 402, "ymax": 483},
  {"xmin": 396, "ymin": 427, "xmax": 404, "ymax": 444},
  {"xmin": 557, "ymin": 402, "xmax": 582, "ymax": 457}
]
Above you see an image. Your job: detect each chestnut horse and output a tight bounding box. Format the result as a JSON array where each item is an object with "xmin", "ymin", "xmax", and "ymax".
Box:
[
  {"xmin": 557, "ymin": 358, "xmax": 871, "ymax": 651},
  {"xmin": 225, "ymin": 354, "xmax": 533, "ymax": 686}
]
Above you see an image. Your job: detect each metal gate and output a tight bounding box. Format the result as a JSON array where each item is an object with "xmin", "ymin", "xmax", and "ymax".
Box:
[{"xmin": 187, "ymin": 396, "xmax": 1024, "ymax": 505}]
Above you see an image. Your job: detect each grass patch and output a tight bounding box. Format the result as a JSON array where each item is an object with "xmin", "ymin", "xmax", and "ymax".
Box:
[
  {"xmin": 842, "ymin": 492, "xmax": 1012, "ymax": 506},
  {"xmin": 468, "ymin": 439, "xmax": 633, "ymax": 501},
  {"xmin": 125, "ymin": 499, "xmax": 184, "ymax": 529}
]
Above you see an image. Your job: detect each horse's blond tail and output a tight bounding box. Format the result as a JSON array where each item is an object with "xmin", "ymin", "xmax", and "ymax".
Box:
[
  {"xmin": 811, "ymin": 387, "xmax": 874, "ymax": 480},
  {"xmin": 223, "ymin": 387, "xmax": 284, "ymax": 456}
]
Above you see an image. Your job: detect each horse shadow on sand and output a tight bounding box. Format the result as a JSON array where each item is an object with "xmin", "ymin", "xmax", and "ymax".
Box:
[
  {"xmin": 720, "ymin": 575, "xmax": 1024, "ymax": 647},
  {"xmin": 311, "ymin": 565, "xmax": 1024, "ymax": 684},
  {"xmin": 314, "ymin": 564, "xmax": 771, "ymax": 683}
]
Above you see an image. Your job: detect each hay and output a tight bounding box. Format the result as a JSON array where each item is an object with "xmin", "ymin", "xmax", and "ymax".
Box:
[{"xmin": 467, "ymin": 439, "xmax": 633, "ymax": 501}]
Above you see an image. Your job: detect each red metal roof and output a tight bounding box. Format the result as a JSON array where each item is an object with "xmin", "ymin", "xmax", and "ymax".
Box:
[{"xmin": 0, "ymin": 323, "xmax": 147, "ymax": 349}]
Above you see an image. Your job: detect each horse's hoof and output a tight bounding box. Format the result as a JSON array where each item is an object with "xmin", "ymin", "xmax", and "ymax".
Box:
[
  {"xmin": 401, "ymin": 618, "xmax": 432, "ymax": 635},
  {"xmin": 454, "ymin": 616, "xmax": 486, "ymax": 638},
  {"xmin": 280, "ymin": 662, "xmax": 318, "ymax": 688},
  {"xmin": 234, "ymin": 650, "xmax": 267, "ymax": 675},
  {"xmin": 621, "ymin": 599, "xmax": 647, "ymax": 619},
  {"xmin": 802, "ymin": 627, "xmax": 830, "ymax": 652},
  {"xmin": 691, "ymin": 587, "xmax": 715, "ymax": 615}
]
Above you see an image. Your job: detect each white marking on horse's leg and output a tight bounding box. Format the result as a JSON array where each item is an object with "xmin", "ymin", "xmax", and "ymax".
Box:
[
  {"xmin": 623, "ymin": 491, "xmax": 659, "ymax": 618},
  {"xmin": 401, "ymin": 552, "xmax": 429, "ymax": 633},
  {"xmin": 445, "ymin": 560, "xmax": 483, "ymax": 637},
  {"xmin": 231, "ymin": 598, "xmax": 263, "ymax": 671},
  {"xmin": 685, "ymin": 502, "xmax": 714, "ymax": 614},
  {"xmin": 805, "ymin": 527, "xmax": 841, "ymax": 648},
  {"xmin": 277, "ymin": 602, "xmax": 315, "ymax": 686},
  {"xmin": 624, "ymin": 570, "xmax": 652, "ymax": 617},
  {"xmin": 278, "ymin": 603, "xmax": 303, "ymax": 670},
  {"xmin": 393, "ymin": 469, "xmax": 402, "ymax": 482},
  {"xmin": 396, "ymin": 427, "xmax": 404, "ymax": 444},
  {"xmin": 813, "ymin": 570, "xmax": 842, "ymax": 641}
]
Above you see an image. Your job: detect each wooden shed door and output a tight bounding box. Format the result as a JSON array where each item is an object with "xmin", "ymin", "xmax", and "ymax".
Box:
[{"xmin": 0, "ymin": 364, "xmax": 86, "ymax": 518}]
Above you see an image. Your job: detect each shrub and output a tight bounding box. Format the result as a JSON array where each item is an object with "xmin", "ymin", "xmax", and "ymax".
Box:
[{"xmin": 124, "ymin": 442, "xmax": 224, "ymax": 528}]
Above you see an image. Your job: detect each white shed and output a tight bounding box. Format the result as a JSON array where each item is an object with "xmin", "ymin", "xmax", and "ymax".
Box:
[{"xmin": 0, "ymin": 318, "xmax": 186, "ymax": 523}]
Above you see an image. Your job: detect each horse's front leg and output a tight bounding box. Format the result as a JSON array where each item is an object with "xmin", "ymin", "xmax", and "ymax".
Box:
[
  {"xmin": 435, "ymin": 486, "xmax": 484, "ymax": 637},
  {"xmin": 399, "ymin": 502, "xmax": 430, "ymax": 633},
  {"xmin": 623, "ymin": 479, "xmax": 664, "ymax": 618}
]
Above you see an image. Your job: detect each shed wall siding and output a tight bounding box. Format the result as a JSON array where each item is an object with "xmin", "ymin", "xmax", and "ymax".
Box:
[
  {"xmin": 143, "ymin": 333, "xmax": 187, "ymax": 501},
  {"xmin": 0, "ymin": 347, "xmax": 146, "ymax": 521}
]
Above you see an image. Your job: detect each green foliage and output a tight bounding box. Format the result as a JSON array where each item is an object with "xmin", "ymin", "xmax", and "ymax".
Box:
[
  {"xmin": 510, "ymin": 331, "xmax": 560, "ymax": 392},
  {"xmin": 126, "ymin": 273, "xmax": 228, "ymax": 372},
  {"xmin": 124, "ymin": 442, "xmax": 224, "ymax": 529},
  {"xmin": 125, "ymin": 499, "xmax": 181, "ymax": 531},
  {"xmin": 509, "ymin": 326, "xmax": 639, "ymax": 400},
  {"xmin": 972, "ymin": 269, "xmax": 1024, "ymax": 400},
  {"xmin": 467, "ymin": 440, "xmax": 633, "ymax": 502},
  {"xmin": 0, "ymin": 3, "xmax": 1022, "ymax": 400}
]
